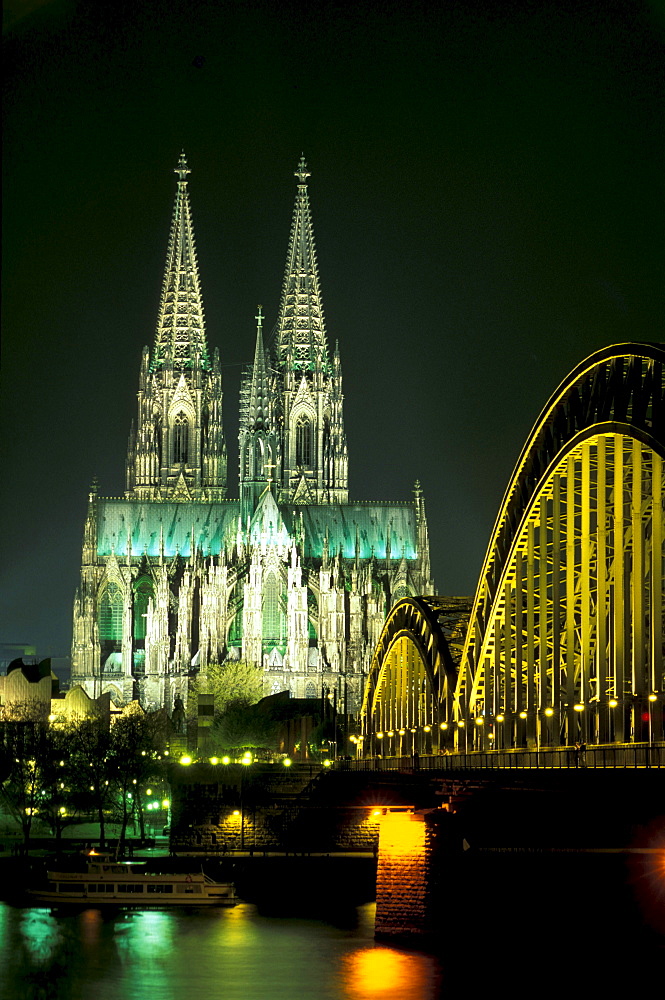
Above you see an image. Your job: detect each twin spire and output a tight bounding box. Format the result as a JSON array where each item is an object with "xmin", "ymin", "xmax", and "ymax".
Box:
[
  {"xmin": 274, "ymin": 155, "xmax": 330, "ymax": 374},
  {"xmin": 152, "ymin": 152, "xmax": 209, "ymax": 373}
]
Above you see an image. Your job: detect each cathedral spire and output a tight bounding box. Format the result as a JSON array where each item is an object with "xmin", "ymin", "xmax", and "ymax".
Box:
[
  {"xmin": 246, "ymin": 306, "xmax": 271, "ymax": 432},
  {"xmin": 239, "ymin": 306, "xmax": 276, "ymax": 516},
  {"xmin": 275, "ymin": 156, "xmax": 329, "ymax": 373},
  {"xmin": 152, "ymin": 152, "xmax": 209, "ymax": 372}
]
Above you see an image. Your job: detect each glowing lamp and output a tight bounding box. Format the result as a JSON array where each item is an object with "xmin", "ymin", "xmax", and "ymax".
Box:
[
  {"xmin": 475, "ymin": 717, "xmax": 484, "ymax": 726},
  {"xmin": 209, "ymin": 757, "xmax": 219, "ymax": 765},
  {"xmin": 179, "ymin": 755, "xmax": 192, "ymax": 765},
  {"xmin": 398, "ymin": 729, "xmax": 406, "ymax": 736},
  {"xmin": 387, "ymin": 731, "xmax": 394, "ymax": 738},
  {"xmin": 162, "ymin": 799, "xmax": 170, "ymax": 809},
  {"xmin": 519, "ymin": 711, "xmax": 527, "ymax": 719},
  {"xmin": 609, "ymin": 699, "xmax": 618, "ymax": 708},
  {"xmin": 496, "ymin": 715, "xmax": 504, "ymax": 722},
  {"xmin": 376, "ymin": 732, "xmax": 384, "ymax": 739},
  {"xmin": 424, "ymin": 725, "xmax": 431, "ymax": 733},
  {"xmin": 323, "ymin": 759, "xmax": 332, "ymax": 767},
  {"xmin": 146, "ymin": 788, "xmax": 153, "ymax": 794},
  {"xmin": 544, "ymin": 707, "xmax": 554, "ymax": 717},
  {"xmin": 222, "ymin": 756, "xmax": 231, "ymax": 765},
  {"xmin": 440, "ymin": 722, "xmax": 448, "ymax": 730},
  {"xmin": 648, "ymin": 694, "xmax": 658, "ymax": 702},
  {"xmin": 574, "ymin": 704, "xmax": 585, "ymax": 712},
  {"xmin": 457, "ymin": 721, "xmax": 465, "ymax": 728},
  {"xmin": 283, "ymin": 758, "xmax": 292, "ymax": 767},
  {"xmin": 232, "ymin": 810, "xmax": 240, "ymax": 817}
]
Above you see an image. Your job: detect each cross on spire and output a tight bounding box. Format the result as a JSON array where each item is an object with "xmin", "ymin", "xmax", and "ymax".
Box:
[
  {"xmin": 175, "ymin": 151, "xmax": 191, "ymax": 183},
  {"xmin": 255, "ymin": 304, "xmax": 264, "ymax": 331},
  {"xmin": 295, "ymin": 155, "xmax": 310, "ymax": 185}
]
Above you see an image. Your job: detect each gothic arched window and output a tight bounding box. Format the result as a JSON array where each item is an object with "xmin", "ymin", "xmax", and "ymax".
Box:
[
  {"xmin": 133, "ymin": 576, "xmax": 154, "ymax": 640},
  {"xmin": 173, "ymin": 412, "xmax": 189, "ymax": 464},
  {"xmin": 262, "ymin": 573, "xmax": 286, "ymax": 646},
  {"xmin": 295, "ymin": 415, "xmax": 312, "ymax": 467},
  {"xmin": 99, "ymin": 582, "xmax": 123, "ymax": 643}
]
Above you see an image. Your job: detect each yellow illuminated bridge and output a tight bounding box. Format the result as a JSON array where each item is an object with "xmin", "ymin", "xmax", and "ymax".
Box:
[{"xmin": 359, "ymin": 343, "xmax": 664, "ymax": 764}]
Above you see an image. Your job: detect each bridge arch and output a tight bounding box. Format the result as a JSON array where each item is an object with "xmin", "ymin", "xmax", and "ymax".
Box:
[
  {"xmin": 360, "ymin": 597, "xmax": 471, "ymax": 756},
  {"xmin": 360, "ymin": 343, "xmax": 664, "ymax": 755}
]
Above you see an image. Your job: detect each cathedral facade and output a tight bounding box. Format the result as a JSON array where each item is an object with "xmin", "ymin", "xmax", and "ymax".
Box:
[{"xmin": 71, "ymin": 156, "xmax": 432, "ymax": 714}]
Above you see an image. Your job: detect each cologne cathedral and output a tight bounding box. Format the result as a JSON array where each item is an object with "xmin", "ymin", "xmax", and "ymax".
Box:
[{"xmin": 71, "ymin": 155, "xmax": 432, "ymax": 713}]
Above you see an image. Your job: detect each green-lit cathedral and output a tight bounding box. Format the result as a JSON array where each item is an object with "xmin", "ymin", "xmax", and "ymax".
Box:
[{"xmin": 72, "ymin": 155, "xmax": 432, "ymax": 713}]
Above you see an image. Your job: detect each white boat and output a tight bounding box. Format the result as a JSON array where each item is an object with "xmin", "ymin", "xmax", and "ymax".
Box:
[{"xmin": 27, "ymin": 851, "xmax": 236, "ymax": 907}]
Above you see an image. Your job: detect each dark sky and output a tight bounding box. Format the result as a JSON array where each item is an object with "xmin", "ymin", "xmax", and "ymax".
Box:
[{"xmin": 2, "ymin": 0, "xmax": 664, "ymax": 658}]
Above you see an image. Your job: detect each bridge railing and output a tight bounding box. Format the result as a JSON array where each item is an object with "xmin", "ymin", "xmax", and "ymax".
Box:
[{"xmin": 343, "ymin": 744, "xmax": 664, "ymax": 771}]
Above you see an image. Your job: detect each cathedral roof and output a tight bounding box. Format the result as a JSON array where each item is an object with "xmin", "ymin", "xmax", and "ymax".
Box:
[
  {"xmin": 151, "ymin": 153, "xmax": 210, "ymax": 373},
  {"xmin": 95, "ymin": 499, "xmax": 417, "ymax": 561},
  {"xmin": 274, "ymin": 156, "xmax": 330, "ymax": 374}
]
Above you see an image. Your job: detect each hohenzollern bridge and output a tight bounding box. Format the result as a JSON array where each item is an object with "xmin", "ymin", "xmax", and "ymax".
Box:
[{"xmin": 358, "ymin": 343, "xmax": 664, "ymax": 768}]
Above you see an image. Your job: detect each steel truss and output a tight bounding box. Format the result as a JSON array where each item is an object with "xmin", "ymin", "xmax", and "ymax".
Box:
[{"xmin": 360, "ymin": 344, "xmax": 664, "ymax": 755}]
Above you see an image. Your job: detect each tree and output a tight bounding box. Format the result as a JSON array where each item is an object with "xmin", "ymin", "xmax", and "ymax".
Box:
[
  {"xmin": 66, "ymin": 718, "xmax": 115, "ymax": 848},
  {"xmin": 188, "ymin": 661, "xmax": 264, "ymax": 720},
  {"xmin": 107, "ymin": 711, "xmax": 166, "ymax": 851},
  {"xmin": 211, "ymin": 702, "xmax": 279, "ymax": 753}
]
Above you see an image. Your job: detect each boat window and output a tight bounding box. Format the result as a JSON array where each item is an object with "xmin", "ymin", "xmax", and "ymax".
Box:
[
  {"xmin": 184, "ymin": 884, "xmax": 202, "ymax": 893},
  {"xmin": 147, "ymin": 884, "xmax": 174, "ymax": 893},
  {"xmin": 58, "ymin": 884, "xmax": 81, "ymax": 892},
  {"xmin": 117, "ymin": 883, "xmax": 145, "ymax": 893}
]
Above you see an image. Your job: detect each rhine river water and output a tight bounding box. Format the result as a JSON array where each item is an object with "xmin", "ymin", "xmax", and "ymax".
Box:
[{"xmin": 0, "ymin": 901, "xmax": 442, "ymax": 1000}]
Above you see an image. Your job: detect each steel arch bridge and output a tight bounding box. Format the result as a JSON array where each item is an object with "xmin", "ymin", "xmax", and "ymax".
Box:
[{"xmin": 360, "ymin": 343, "xmax": 665, "ymax": 758}]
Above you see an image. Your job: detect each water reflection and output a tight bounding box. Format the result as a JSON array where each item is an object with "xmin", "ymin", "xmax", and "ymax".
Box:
[
  {"xmin": 341, "ymin": 945, "xmax": 440, "ymax": 999},
  {"xmin": 0, "ymin": 902, "xmax": 442, "ymax": 1000}
]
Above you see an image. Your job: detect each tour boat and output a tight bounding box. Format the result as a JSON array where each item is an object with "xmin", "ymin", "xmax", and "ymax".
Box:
[{"xmin": 27, "ymin": 851, "xmax": 237, "ymax": 907}]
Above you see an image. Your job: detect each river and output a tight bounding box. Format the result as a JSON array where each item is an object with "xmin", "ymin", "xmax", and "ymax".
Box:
[{"xmin": 0, "ymin": 902, "xmax": 442, "ymax": 1000}]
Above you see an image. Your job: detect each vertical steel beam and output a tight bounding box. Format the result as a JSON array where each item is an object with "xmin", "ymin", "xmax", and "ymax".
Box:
[
  {"xmin": 580, "ymin": 441, "xmax": 591, "ymax": 744},
  {"xmin": 613, "ymin": 438, "xmax": 626, "ymax": 742},
  {"xmin": 526, "ymin": 520, "xmax": 536, "ymax": 747},
  {"xmin": 565, "ymin": 456, "xmax": 577, "ymax": 744},
  {"xmin": 551, "ymin": 475, "xmax": 562, "ymax": 744},
  {"xmin": 651, "ymin": 452, "xmax": 663, "ymax": 740},
  {"xmin": 596, "ymin": 436, "xmax": 609, "ymax": 742}
]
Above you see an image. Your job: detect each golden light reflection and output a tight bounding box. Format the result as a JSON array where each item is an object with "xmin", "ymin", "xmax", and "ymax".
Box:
[{"xmin": 341, "ymin": 945, "xmax": 437, "ymax": 999}]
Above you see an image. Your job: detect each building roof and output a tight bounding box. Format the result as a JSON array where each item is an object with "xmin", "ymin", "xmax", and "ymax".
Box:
[{"xmin": 95, "ymin": 498, "xmax": 418, "ymax": 561}]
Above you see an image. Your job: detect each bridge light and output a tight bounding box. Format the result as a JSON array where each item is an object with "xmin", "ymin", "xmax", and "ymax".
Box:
[
  {"xmin": 574, "ymin": 704, "xmax": 585, "ymax": 712},
  {"xmin": 410, "ymin": 728, "xmax": 416, "ymax": 734},
  {"xmin": 544, "ymin": 708, "xmax": 554, "ymax": 717},
  {"xmin": 495, "ymin": 715, "xmax": 504, "ymax": 722},
  {"xmin": 423, "ymin": 725, "xmax": 431, "ymax": 733},
  {"xmin": 648, "ymin": 694, "xmax": 658, "ymax": 702},
  {"xmin": 376, "ymin": 732, "xmax": 384, "ymax": 739},
  {"xmin": 475, "ymin": 717, "xmax": 484, "ymax": 726},
  {"xmin": 439, "ymin": 723, "xmax": 448, "ymax": 730},
  {"xmin": 609, "ymin": 699, "xmax": 618, "ymax": 708},
  {"xmin": 387, "ymin": 731, "xmax": 394, "ymax": 737},
  {"xmin": 457, "ymin": 721, "xmax": 465, "ymax": 728},
  {"xmin": 519, "ymin": 711, "xmax": 527, "ymax": 720}
]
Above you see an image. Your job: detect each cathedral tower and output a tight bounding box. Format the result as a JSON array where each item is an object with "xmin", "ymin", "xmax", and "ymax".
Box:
[
  {"xmin": 125, "ymin": 153, "xmax": 227, "ymax": 501},
  {"xmin": 272, "ymin": 157, "xmax": 348, "ymax": 505}
]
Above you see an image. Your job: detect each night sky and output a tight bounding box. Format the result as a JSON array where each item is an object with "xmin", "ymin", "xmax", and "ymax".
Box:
[{"xmin": 2, "ymin": 0, "xmax": 664, "ymax": 659}]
